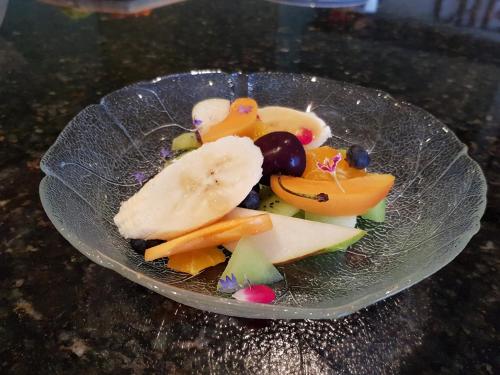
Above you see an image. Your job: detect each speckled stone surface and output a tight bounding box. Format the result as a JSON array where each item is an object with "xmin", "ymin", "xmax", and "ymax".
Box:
[{"xmin": 0, "ymin": 0, "xmax": 498, "ymax": 374}]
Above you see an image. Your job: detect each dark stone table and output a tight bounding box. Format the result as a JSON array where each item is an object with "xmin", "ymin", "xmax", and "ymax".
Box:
[{"xmin": 0, "ymin": 0, "xmax": 498, "ymax": 374}]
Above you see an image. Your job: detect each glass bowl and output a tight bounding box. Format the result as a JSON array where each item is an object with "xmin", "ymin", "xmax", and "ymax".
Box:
[{"xmin": 39, "ymin": 72, "xmax": 486, "ymax": 319}]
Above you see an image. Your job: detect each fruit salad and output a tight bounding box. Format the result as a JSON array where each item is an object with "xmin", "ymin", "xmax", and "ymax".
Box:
[{"xmin": 114, "ymin": 98, "xmax": 395, "ymax": 304}]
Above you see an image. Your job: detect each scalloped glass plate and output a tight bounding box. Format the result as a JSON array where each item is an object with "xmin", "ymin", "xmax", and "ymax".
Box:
[{"xmin": 39, "ymin": 72, "xmax": 486, "ymax": 319}]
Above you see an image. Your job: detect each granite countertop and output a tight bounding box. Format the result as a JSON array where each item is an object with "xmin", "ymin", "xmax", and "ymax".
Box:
[{"xmin": 0, "ymin": 0, "xmax": 498, "ymax": 374}]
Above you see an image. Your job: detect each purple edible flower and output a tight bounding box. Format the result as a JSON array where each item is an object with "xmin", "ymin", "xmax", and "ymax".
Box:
[
  {"xmin": 316, "ymin": 153, "xmax": 342, "ymax": 174},
  {"xmin": 237, "ymin": 105, "xmax": 253, "ymax": 114},
  {"xmin": 218, "ymin": 274, "xmax": 239, "ymax": 293},
  {"xmin": 132, "ymin": 171, "xmax": 147, "ymax": 185},
  {"xmin": 160, "ymin": 147, "xmax": 172, "ymax": 159},
  {"xmin": 193, "ymin": 118, "xmax": 203, "ymax": 127}
]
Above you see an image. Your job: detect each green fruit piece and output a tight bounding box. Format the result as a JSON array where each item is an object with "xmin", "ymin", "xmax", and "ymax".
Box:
[
  {"xmin": 259, "ymin": 194, "xmax": 300, "ymax": 217},
  {"xmin": 163, "ymin": 149, "xmax": 195, "ymax": 168},
  {"xmin": 219, "ymin": 236, "xmax": 283, "ymax": 290},
  {"xmin": 361, "ymin": 199, "xmax": 386, "ymax": 223},
  {"xmin": 320, "ymin": 230, "xmax": 365, "ymax": 253},
  {"xmin": 171, "ymin": 132, "xmax": 201, "ymax": 152},
  {"xmin": 305, "ymin": 212, "xmax": 359, "ymax": 253},
  {"xmin": 258, "ymin": 184, "xmax": 273, "ymax": 201},
  {"xmin": 293, "ymin": 210, "xmax": 305, "ymax": 219},
  {"xmin": 61, "ymin": 9, "xmax": 91, "ymax": 19}
]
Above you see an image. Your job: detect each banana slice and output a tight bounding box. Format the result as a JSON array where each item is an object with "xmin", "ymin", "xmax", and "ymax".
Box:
[
  {"xmin": 258, "ymin": 106, "xmax": 332, "ymax": 149},
  {"xmin": 192, "ymin": 98, "xmax": 230, "ymax": 132},
  {"xmin": 114, "ymin": 136, "xmax": 263, "ymax": 240}
]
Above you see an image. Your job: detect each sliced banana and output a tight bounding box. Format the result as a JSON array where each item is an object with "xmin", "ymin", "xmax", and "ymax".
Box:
[
  {"xmin": 258, "ymin": 106, "xmax": 332, "ymax": 149},
  {"xmin": 114, "ymin": 136, "xmax": 263, "ymax": 240},
  {"xmin": 192, "ymin": 98, "xmax": 230, "ymax": 132}
]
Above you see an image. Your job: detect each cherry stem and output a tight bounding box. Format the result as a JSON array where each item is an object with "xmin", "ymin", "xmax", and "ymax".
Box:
[{"xmin": 277, "ymin": 176, "xmax": 329, "ymax": 202}]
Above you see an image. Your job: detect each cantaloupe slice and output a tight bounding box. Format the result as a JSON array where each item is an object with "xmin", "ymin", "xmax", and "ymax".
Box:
[
  {"xmin": 270, "ymin": 173, "xmax": 395, "ymax": 216},
  {"xmin": 167, "ymin": 247, "xmax": 225, "ymax": 275}
]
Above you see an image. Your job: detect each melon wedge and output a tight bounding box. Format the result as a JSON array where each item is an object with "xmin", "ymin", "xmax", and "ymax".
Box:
[
  {"xmin": 218, "ymin": 236, "xmax": 283, "ymax": 290},
  {"xmin": 224, "ymin": 208, "xmax": 365, "ymax": 264},
  {"xmin": 270, "ymin": 173, "xmax": 395, "ymax": 216},
  {"xmin": 361, "ymin": 198, "xmax": 387, "ymax": 223}
]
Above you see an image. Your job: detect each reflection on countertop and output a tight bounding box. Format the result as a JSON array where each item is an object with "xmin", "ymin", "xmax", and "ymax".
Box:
[
  {"xmin": 39, "ymin": 0, "xmax": 186, "ymax": 16},
  {"xmin": 0, "ymin": 0, "xmax": 8, "ymax": 27}
]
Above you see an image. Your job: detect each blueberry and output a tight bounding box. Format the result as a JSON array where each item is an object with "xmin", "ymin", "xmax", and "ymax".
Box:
[
  {"xmin": 146, "ymin": 239, "xmax": 165, "ymax": 248},
  {"xmin": 239, "ymin": 190, "xmax": 260, "ymax": 210},
  {"xmin": 346, "ymin": 145, "xmax": 370, "ymax": 169},
  {"xmin": 130, "ymin": 239, "xmax": 165, "ymax": 255}
]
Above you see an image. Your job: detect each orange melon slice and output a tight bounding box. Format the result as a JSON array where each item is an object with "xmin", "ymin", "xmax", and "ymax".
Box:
[
  {"xmin": 167, "ymin": 247, "xmax": 226, "ymax": 275},
  {"xmin": 270, "ymin": 174, "xmax": 395, "ymax": 216},
  {"xmin": 145, "ymin": 214, "xmax": 272, "ymax": 261},
  {"xmin": 199, "ymin": 98, "xmax": 258, "ymax": 143}
]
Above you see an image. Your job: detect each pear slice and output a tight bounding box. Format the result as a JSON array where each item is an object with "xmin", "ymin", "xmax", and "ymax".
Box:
[
  {"xmin": 304, "ymin": 212, "xmax": 358, "ymax": 253},
  {"xmin": 192, "ymin": 98, "xmax": 230, "ymax": 132},
  {"xmin": 224, "ymin": 208, "xmax": 365, "ymax": 264},
  {"xmin": 258, "ymin": 106, "xmax": 332, "ymax": 149}
]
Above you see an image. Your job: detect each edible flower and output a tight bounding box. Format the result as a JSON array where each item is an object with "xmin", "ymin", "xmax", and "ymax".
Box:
[
  {"xmin": 237, "ymin": 105, "xmax": 253, "ymax": 114},
  {"xmin": 232, "ymin": 285, "xmax": 276, "ymax": 304},
  {"xmin": 218, "ymin": 274, "xmax": 239, "ymax": 293},
  {"xmin": 316, "ymin": 153, "xmax": 345, "ymax": 193},
  {"xmin": 193, "ymin": 118, "xmax": 203, "ymax": 127},
  {"xmin": 316, "ymin": 153, "xmax": 342, "ymax": 173},
  {"xmin": 132, "ymin": 171, "xmax": 147, "ymax": 185},
  {"xmin": 160, "ymin": 147, "xmax": 172, "ymax": 159}
]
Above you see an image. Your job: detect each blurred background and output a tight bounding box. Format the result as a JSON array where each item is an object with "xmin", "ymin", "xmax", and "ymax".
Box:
[{"xmin": 0, "ymin": 1, "xmax": 498, "ymax": 374}]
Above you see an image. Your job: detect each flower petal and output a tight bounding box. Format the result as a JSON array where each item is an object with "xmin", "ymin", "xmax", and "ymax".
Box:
[
  {"xmin": 232, "ymin": 285, "xmax": 276, "ymax": 304},
  {"xmin": 160, "ymin": 147, "xmax": 172, "ymax": 158},
  {"xmin": 237, "ymin": 105, "xmax": 253, "ymax": 114},
  {"xmin": 218, "ymin": 273, "xmax": 240, "ymax": 293},
  {"xmin": 132, "ymin": 171, "xmax": 147, "ymax": 185},
  {"xmin": 316, "ymin": 160, "xmax": 334, "ymax": 173}
]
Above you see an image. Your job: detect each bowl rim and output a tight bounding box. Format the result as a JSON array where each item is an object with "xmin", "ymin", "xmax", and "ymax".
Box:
[{"xmin": 39, "ymin": 71, "xmax": 488, "ymax": 319}]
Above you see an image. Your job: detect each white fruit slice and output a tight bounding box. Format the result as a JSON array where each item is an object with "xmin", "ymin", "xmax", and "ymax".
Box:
[
  {"xmin": 258, "ymin": 106, "xmax": 332, "ymax": 149},
  {"xmin": 224, "ymin": 208, "xmax": 365, "ymax": 264},
  {"xmin": 192, "ymin": 98, "xmax": 230, "ymax": 132},
  {"xmin": 304, "ymin": 212, "xmax": 357, "ymax": 253},
  {"xmin": 114, "ymin": 136, "xmax": 263, "ymax": 240},
  {"xmin": 304, "ymin": 212, "xmax": 357, "ymax": 228}
]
